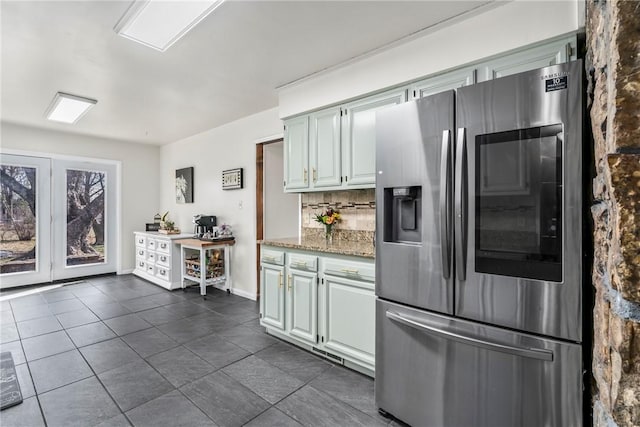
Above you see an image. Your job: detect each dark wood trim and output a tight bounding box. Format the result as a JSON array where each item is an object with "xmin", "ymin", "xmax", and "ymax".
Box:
[
  {"xmin": 256, "ymin": 142, "xmax": 264, "ymax": 298},
  {"xmin": 255, "ymin": 137, "xmax": 283, "ymax": 298}
]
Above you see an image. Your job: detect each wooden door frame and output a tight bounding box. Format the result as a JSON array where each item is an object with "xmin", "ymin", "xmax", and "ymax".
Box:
[{"xmin": 256, "ymin": 137, "xmax": 284, "ymax": 298}]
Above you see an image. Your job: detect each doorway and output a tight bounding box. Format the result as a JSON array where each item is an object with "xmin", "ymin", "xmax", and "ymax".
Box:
[
  {"xmin": 0, "ymin": 153, "xmax": 118, "ymax": 288},
  {"xmin": 255, "ymin": 139, "xmax": 299, "ymax": 296}
]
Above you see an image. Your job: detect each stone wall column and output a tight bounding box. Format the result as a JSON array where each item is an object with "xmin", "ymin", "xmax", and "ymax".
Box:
[{"xmin": 586, "ymin": 1, "xmax": 640, "ymax": 426}]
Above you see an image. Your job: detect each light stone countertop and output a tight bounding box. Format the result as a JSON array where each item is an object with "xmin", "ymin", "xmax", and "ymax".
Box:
[{"xmin": 259, "ymin": 236, "xmax": 375, "ymax": 259}]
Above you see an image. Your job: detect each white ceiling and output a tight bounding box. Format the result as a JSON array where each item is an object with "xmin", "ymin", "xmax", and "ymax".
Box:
[{"xmin": 1, "ymin": 0, "xmax": 492, "ymax": 145}]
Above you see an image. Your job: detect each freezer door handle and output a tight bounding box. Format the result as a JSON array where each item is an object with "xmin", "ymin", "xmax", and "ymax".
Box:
[
  {"xmin": 439, "ymin": 130, "xmax": 452, "ymax": 279},
  {"xmin": 386, "ymin": 310, "xmax": 554, "ymax": 361},
  {"xmin": 454, "ymin": 128, "xmax": 467, "ymax": 280}
]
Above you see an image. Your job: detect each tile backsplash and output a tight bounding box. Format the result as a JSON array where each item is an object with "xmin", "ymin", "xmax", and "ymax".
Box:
[{"xmin": 301, "ymin": 189, "xmax": 375, "ymax": 242}]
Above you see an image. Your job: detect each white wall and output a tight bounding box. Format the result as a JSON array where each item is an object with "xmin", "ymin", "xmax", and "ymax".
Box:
[
  {"xmin": 159, "ymin": 107, "xmax": 282, "ymax": 300},
  {"xmin": 278, "ymin": 0, "xmax": 583, "ymax": 117},
  {"xmin": 264, "ymin": 141, "xmax": 299, "ymax": 239},
  {"xmin": 0, "ymin": 122, "xmax": 160, "ymax": 273}
]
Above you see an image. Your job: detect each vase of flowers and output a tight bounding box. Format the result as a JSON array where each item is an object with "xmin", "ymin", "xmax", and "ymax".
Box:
[{"xmin": 314, "ymin": 208, "xmax": 340, "ymax": 243}]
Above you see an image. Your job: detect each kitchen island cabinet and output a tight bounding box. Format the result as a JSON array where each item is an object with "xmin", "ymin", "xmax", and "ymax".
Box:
[
  {"xmin": 175, "ymin": 238, "xmax": 235, "ymax": 297},
  {"xmin": 133, "ymin": 231, "xmax": 193, "ymax": 290},
  {"xmin": 259, "ymin": 240, "xmax": 375, "ymax": 377}
]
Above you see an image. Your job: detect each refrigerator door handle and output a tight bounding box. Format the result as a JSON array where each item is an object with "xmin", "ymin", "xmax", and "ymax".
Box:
[
  {"xmin": 455, "ymin": 128, "xmax": 467, "ymax": 280},
  {"xmin": 386, "ymin": 310, "xmax": 554, "ymax": 362},
  {"xmin": 439, "ymin": 130, "xmax": 452, "ymax": 279}
]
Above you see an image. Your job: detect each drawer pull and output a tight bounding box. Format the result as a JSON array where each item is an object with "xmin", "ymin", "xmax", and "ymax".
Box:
[
  {"xmin": 341, "ymin": 268, "xmax": 359, "ymax": 274},
  {"xmin": 138, "ymin": 250, "xmax": 144, "ymax": 255},
  {"xmin": 139, "ymin": 262, "xmax": 144, "ymax": 267},
  {"xmin": 159, "ymin": 269, "xmax": 166, "ymax": 275},
  {"xmin": 160, "ymin": 256, "xmax": 167, "ymax": 262},
  {"xmin": 262, "ymin": 255, "xmax": 277, "ymax": 262},
  {"xmin": 138, "ymin": 239, "xmax": 144, "ymax": 244},
  {"xmin": 292, "ymin": 261, "xmax": 308, "ymax": 268},
  {"xmin": 160, "ymin": 243, "xmax": 168, "ymax": 249}
]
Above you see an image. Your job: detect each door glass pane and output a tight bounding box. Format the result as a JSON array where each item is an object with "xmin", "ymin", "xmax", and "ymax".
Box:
[
  {"xmin": 0, "ymin": 165, "xmax": 37, "ymax": 274},
  {"xmin": 475, "ymin": 124, "xmax": 563, "ymax": 282},
  {"xmin": 66, "ymin": 169, "xmax": 106, "ymax": 266}
]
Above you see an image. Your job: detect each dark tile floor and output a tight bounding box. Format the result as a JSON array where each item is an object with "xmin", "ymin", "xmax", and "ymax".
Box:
[{"xmin": 0, "ymin": 275, "xmax": 394, "ymax": 427}]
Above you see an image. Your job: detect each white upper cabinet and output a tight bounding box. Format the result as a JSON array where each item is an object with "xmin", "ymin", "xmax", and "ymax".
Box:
[
  {"xmin": 309, "ymin": 107, "xmax": 342, "ymax": 189},
  {"xmin": 285, "ymin": 89, "xmax": 405, "ymax": 192},
  {"xmin": 342, "ymin": 89, "xmax": 406, "ymax": 187},
  {"xmin": 410, "ymin": 67, "xmax": 477, "ymax": 99},
  {"xmin": 284, "ymin": 116, "xmax": 309, "ymax": 191},
  {"xmin": 479, "ymin": 38, "xmax": 576, "ymax": 81},
  {"xmin": 283, "ymin": 35, "xmax": 577, "ymax": 193}
]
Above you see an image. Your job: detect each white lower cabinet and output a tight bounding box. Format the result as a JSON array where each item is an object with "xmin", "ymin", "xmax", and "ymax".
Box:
[
  {"xmin": 261, "ymin": 262, "xmax": 285, "ymax": 330},
  {"xmin": 322, "ymin": 273, "xmax": 375, "ymax": 369},
  {"xmin": 133, "ymin": 231, "xmax": 191, "ymax": 290},
  {"xmin": 260, "ymin": 245, "xmax": 375, "ymax": 376},
  {"xmin": 287, "ymin": 254, "xmax": 318, "ymax": 346}
]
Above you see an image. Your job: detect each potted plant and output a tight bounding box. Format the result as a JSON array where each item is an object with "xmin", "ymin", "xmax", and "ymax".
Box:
[{"xmin": 159, "ymin": 212, "xmax": 180, "ymax": 234}]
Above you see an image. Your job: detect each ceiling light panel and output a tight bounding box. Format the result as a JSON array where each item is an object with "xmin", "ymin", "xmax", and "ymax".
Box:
[
  {"xmin": 45, "ymin": 92, "xmax": 97, "ymax": 124},
  {"xmin": 114, "ymin": 0, "xmax": 225, "ymax": 52}
]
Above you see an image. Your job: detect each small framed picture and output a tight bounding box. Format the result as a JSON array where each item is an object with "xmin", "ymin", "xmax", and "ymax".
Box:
[
  {"xmin": 222, "ymin": 168, "xmax": 243, "ymax": 190},
  {"xmin": 146, "ymin": 223, "xmax": 160, "ymax": 232}
]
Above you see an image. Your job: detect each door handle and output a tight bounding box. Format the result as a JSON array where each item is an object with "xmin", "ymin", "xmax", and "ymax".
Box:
[
  {"xmin": 440, "ymin": 130, "xmax": 452, "ymax": 280},
  {"xmin": 455, "ymin": 128, "xmax": 467, "ymax": 281},
  {"xmin": 278, "ymin": 272, "xmax": 283, "ymax": 288},
  {"xmin": 386, "ymin": 311, "xmax": 553, "ymax": 361},
  {"xmin": 303, "ymin": 168, "xmax": 308, "ymax": 184},
  {"xmin": 312, "ymin": 168, "xmax": 317, "ymax": 183}
]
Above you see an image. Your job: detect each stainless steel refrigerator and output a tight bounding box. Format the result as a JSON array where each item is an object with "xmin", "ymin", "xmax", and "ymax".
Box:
[{"xmin": 375, "ymin": 61, "xmax": 585, "ymax": 427}]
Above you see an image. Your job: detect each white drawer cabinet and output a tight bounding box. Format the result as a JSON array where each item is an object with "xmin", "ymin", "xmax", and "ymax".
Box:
[
  {"xmin": 260, "ymin": 245, "xmax": 375, "ymax": 377},
  {"xmin": 133, "ymin": 232, "xmax": 192, "ymax": 290}
]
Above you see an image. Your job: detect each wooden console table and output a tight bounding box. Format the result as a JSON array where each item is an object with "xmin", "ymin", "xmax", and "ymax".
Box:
[{"xmin": 175, "ymin": 238, "xmax": 235, "ymax": 298}]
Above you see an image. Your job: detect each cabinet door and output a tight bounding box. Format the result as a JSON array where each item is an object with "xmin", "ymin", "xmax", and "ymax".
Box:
[
  {"xmin": 410, "ymin": 67, "xmax": 476, "ymax": 99},
  {"xmin": 479, "ymin": 37, "xmax": 576, "ymax": 81},
  {"xmin": 342, "ymin": 89, "xmax": 406, "ymax": 187},
  {"xmin": 260, "ymin": 264, "xmax": 285, "ymax": 330},
  {"xmin": 322, "ymin": 274, "xmax": 375, "ymax": 367},
  {"xmin": 287, "ymin": 268, "xmax": 318, "ymax": 345},
  {"xmin": 309, "ymin": 107, "xmax": 342, "ymax": 189},
  {"xmin": 284, "ymin": 116, "xmax": 309, "ymax": 191}
]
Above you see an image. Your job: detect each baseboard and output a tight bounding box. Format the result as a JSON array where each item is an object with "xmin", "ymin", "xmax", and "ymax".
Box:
[
  {"xmin": 210, "ymin": 283, "xmax": 256, "ymax": 301},
  {"xmin": 231, "ymin": 287, "xmax": 257, "ymax": 300},
  {"xmin": 118, "ymin": 269, "xmax": 134, "ymax": 275}
]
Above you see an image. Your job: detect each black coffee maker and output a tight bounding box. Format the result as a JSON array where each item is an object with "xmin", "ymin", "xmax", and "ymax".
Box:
[{"xmin": 193, "ymin": 215, "xmax": 217, "ymax": 237}]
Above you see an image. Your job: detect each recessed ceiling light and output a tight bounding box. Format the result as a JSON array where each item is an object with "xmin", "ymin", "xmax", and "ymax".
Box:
[
  {"xmin": 45, "ymin": 92, "xmax": 97, "ymax": 124},
  {"xmin": 114, "ymin": 0, "xmax": 225, "ymax": 52}
]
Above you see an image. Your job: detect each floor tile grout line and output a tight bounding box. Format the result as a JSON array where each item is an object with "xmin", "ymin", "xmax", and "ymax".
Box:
[
  {"xmin": 70, "ymin": 327, "xmax": 133, "ymax": 426},
  {"xmin": 6, "ymin": 276, "xmax": 373, "ymax": 427}
]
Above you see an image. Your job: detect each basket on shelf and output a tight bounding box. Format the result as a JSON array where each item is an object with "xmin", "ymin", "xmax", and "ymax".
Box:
[{"xmin": 184, "ymin": 255, "xmax": 225, "ymax": 280}]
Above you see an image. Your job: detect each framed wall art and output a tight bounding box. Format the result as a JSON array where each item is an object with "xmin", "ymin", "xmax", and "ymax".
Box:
[
  {"xmin": 222, "ymin": 168, "xmax": 243, "ymax": 190},
  {"xmin": 176, "ymin": 167, "xmax": 194, "ymax": 203}
]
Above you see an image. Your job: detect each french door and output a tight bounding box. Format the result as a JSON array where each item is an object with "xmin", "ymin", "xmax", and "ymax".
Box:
[
  {"xmin": 0, "ymin": 154, "xmax": 118, "ymax": 288},
  {"xmin": 0, "ymin": 155, "xmax": 52, "ymax": 287}
]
